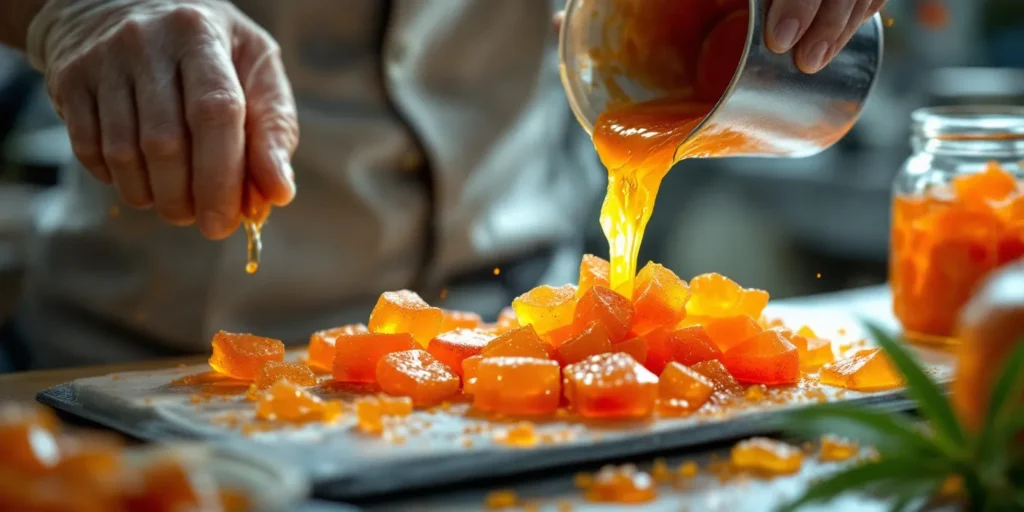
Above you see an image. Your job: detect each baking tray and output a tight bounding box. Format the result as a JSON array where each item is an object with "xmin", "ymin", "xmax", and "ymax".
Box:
[{"xmin": 38, "ymin": 286, "xmax": 955, "ymax": 501}]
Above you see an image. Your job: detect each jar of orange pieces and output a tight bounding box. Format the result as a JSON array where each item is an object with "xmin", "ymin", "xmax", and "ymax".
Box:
[{"xmin": 891, "ymin": 106, "xmax": 1024, "ymax": 345}]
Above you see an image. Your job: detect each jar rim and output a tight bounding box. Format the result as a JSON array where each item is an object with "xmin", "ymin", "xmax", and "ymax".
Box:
[{"xmin": 912, "ymin": 105, "xmax": 1024, "ymax": 141}]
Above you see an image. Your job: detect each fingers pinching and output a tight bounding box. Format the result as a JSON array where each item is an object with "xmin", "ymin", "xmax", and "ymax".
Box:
[
  {"xmin": 766, "ymin": 0, "xmax": 821, "ymax": 54},
  {"xmin": 135, "ymin": 57, "xmax": 194, "ymax": 226},
  {"xmin": 794, "ymin": 0, "xmax": 859, "ymax": 73},
  {"xmin": 60, "ymin": 88, "xmax": 110, "ymax": 184},
  {"xmin": 237, "ymin": 34, "xmax": 298, "ymax": 208},
  {"xmin": 182, "ymin": 40, "xmax": 247, "ymax": 241},
  {"xmin": 97, "ymin": 74, "xmax": 153, "ymax": 209}
]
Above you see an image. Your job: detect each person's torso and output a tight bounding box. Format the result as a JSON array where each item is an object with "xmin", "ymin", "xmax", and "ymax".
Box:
[{"xmin": 18, "ymin": 0, "xmax": 602, "ymax": 368}]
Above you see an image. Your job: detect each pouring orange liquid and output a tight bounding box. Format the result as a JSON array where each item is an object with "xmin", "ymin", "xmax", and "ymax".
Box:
[
  {"xmin": 243, "ymin": 182, "xmax": 271, "ymax": 274},
  {"xmin": 589, "ymin": 4, "xmax": 750, "ymax": 297}
]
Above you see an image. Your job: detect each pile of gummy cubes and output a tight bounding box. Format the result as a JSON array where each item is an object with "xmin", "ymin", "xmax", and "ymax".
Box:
[
  {"xmin": 0, "ymin": 403, "xmax": 251, "ymax": 511},
  {"xmin": 208, "ymin": 255, "xmax": 903, "ymax": 424}
]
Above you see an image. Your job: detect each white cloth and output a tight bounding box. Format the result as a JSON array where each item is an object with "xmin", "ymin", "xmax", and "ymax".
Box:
[{"xmin": 17, "ymin": 0, "xmax": 601, "ymax": 368}]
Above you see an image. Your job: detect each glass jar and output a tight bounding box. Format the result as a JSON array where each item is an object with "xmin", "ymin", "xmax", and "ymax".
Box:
[{"xmin": 891, "ymin": 106, "xmax": 1024, "ymax": 346}]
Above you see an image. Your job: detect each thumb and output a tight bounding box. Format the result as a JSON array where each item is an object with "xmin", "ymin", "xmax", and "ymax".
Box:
[{"xmin": 236, "ymin": 27, "xmax": 298, "ymax": 207}]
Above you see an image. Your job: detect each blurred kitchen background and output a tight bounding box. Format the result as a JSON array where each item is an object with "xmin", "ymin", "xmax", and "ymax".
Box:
[{"xmin": 0, "ymin": 0, "xmax": 1022, "ymax": 326}]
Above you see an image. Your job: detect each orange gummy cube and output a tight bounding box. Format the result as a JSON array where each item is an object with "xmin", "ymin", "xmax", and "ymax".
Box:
[
  {"xmin": 368, "ymin": 290, "xmax": 444, "ymax": 346},
  {"xmin": 255, "ymin": 380, "xmax": 342, "ymax": 423},
  {"xmin": 704, "ymin": 315, "xmax": 763, "ymax": 351},
  {"xmin": 953, "ymin": 161, "xmax": 1018, "ymax": 206},
  {"xmin": 785, "ymin": 328, "xmax": 834, "ymax": 370},
  {"xmin": 584, "ymin": 464, "xmax": 657, "ymax": 504},
  {"xmin": 819, "ymin": 434, "xmax": 859, "ymax": 462},
  {"xmin": 691, "ymin": 359, "xmax": 743, "ymax": 394},
  {"xmin": 820, "ymin": 348, "xmax": 904, "ymax": 391},
  {"xmin": 376, "ymin": 350, "xmax": 460, "ymax": 406},
  {"xmin": 462, "ymin": 355, "xmax": 482, "ymax": 384},
  {"xmin": 563, "ymin": 353, "xmax": 658, "ymax": 419},
  {"xmin": 722, "ymin": 330, "xmax": 799, "ymax": 385},
  {"xmin": 512, "ymin": 284, "xmax": 578, "ymax": 334},
  {"xmin": 578, "ymin": 254, "xmax": 611, "ymax": 296},
  {"xmin": 209, "ymin": 331, "xmax": 285, "ymax": 380},
  {"xmin": 333, "ymin": 332, "xmax": 418, "ymax": 383},
  {"xmin": 574, "ymin": 286, "xmax": 634, "ymax": 342},
  {"xmin": 644, "ymin": 326, "xmax": 723, "ymax": 375},
  {"xmin": 659, "ymin": 362, "xmax": 714, "ymax": 410},
  {"xmin": 473, "ymin": 357, "xmax": 561, "ymax": 416},
  {"xmin": 125, "ymin": 455, "xmax": 221, "ymax": 512},
  {"xmin": 613, "ymin": 336, "xmax": 648, "ymax": 366},
  {"xmin": 554, "ymin": 323, "xmax": 613, "ymax": 366},
  {"xmin": 427, "ymin": 329, "xmax": 493, "ymax": 377},
  {"xmin": 631, "ymin": 262, "xmax": 691, "ymax": 335},
  {"xmin": 307, "ymin": 324, "xmax": 368, "ymax": 372},
  {"xmin": 687, "ymin": 273, "xmax": 770, "ymax": 319},
  {"xmin": 255, "ymin": 361, "xmax": 317, "ymax": 389},
  {"xmin": 441, "ymin": 309, "xmax": 483, "ymax": 331},
  {"xmin": 543, "ymin": 322, "xmax": 581, "ymax": 347},
  {"xmin": 355, "ymin": 394, "xmax": 414, "ymax": 434},
  {"xmin": 731, "ymin": 437, "xmax": 803, "ymax": 475},
  {"xmin": 495, "ymin": 307, "xmax": 520, "ymax": 334},
  {"xmin": 0, "ymin": 404, "xmax": 60, "ymax": 474},
  {"xmin": 482, "ymin": 325, "xmax": 550, "ymax": 359}
]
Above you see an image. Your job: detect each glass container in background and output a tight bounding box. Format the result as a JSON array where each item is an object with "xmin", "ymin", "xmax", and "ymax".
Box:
[{"xmin": 890, "ymin": 106, "xmax": 1024, "ymax": 346}]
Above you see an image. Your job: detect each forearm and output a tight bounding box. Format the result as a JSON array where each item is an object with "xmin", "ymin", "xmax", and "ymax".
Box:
[{"xmin": 0, "ymin": 0, "xmax": 49, "ymax": 50}]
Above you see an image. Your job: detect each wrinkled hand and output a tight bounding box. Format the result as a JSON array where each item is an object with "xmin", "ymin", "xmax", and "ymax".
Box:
[
  {"xmin": 552, "ymin": 0, "xmax": 888, "ymax": 75},
  {"xmin": 28, "ymin": 0, "xmax": 297, "ymax": 239},
  {"xmin": 766, "ymin": 0, "xmax": 887, "ymax": 73}
]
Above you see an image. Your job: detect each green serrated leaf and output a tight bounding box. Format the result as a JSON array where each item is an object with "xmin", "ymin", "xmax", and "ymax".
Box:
[
  {"xmin": 782, "ymin": 405, "xmax": 945, "ymax": 458},
  {"xmin": 978, "ymin": 337, "xmax": 1024, "ymax": 463},
  {"xmin": 776, "ymin": 458, "xmax": 946, "ymax": 512},
  {"xmin": 863, "ymin": 322, "xmax": 967, "ymax": 454}
]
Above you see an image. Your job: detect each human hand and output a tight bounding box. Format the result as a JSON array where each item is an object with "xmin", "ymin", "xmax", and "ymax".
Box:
[
  {"xmin": 767, "ymin": 0, "xmax": 888, "ymax": 74},
  {"xmin": 28, "ymin": 0, "xmax": 298, "ymax": 239},
  {"xmin": 552, "ymin": 0, "xmax": 888, "ymax": 75}
]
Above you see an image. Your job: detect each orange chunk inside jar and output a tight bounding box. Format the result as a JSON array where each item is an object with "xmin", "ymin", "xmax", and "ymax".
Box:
[
  {"xmin": 890, "ymin": 160, "xmax": 1024, "ymax": 344},
  {"xmin": 208, "ymin": 331, "xmax": 285, "ymax": 381}
]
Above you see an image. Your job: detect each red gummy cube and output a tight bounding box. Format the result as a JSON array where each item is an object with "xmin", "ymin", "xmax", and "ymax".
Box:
[
  {"xmin": 427, "ymin": 329, "xmax": 494, "ymax": 377},
  {"xmin": 563, "ymin": 353, "xmax": 658, "ymax": 419},
  {"xmin": 368, "ymin": 290, "xmax": 444, "ymax": 347},
  {"xmin": 554, "ymin": 323, "xmax": 612, "ymax": 366},
  {"xmin": 722, "ymin": 330, "xmax": 799, "ymax": 385},
  {"xmin": 333, "ymin": 332, "xmax": 419, "ymax": 383},
  {"xmin": 644, "ymin": 326, "xmax": 722, "ymax": 375},
  {"xmin": 482, "ymin": 325, "xmax": 550, "ymax": 359},
  {"xmin": 574, "ymin": 286, "xmax": 634, "ymax": 342},
  {"xmin": 631, "ymin": 262, "xmax": 691, "ymax": 335},
  {"xmin": 376, "ymin": 350, "xmax": 460, "ymax": 406}
]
